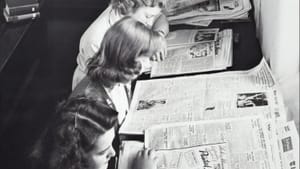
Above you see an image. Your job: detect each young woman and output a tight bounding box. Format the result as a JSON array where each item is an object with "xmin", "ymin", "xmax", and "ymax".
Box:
[
  {"xmin": 30, "ymin": 96, "xmax": 118, "ymax": 169},
  {"xmin": 72, "ymin": 0, "xmax": 169, "ymax": 89},
  {"xmin": 30, "ymin": 96, "xmax": 158, "ymax": 169},
  {"xmin": 71, "ymin": 16, "xmax": 166, "ymax": 124}
]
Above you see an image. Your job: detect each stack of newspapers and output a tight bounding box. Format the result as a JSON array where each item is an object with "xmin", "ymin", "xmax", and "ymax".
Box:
[
  {"xmin": 118, "ymin": 58, "xmax": 299, "ymax": 169},
  {"xmin": 150, "ymin": 28, "xmax": 233, "ymax": 77},
  {"xmin": 164, "ymin": 0, "xmax": 252, "ymax": 26}
]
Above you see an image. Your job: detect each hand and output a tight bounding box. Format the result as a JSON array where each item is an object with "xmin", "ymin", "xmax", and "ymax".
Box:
[
  {"xmin": 132, "ymin": 149, "xmax": 158, "ymax": 169},
  {"xmin": 150, "ymin": 37, "xmax": 167, "ymax": 62}
]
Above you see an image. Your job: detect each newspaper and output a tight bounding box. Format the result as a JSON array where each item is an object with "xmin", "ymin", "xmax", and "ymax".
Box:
[
  {"xmin": 185, "ymin": 20, "xmax": 213, "ymax": 26},
  {"xmin": 167, "ymin": 0, "xmax": 242, "ymax": 17},
  {"xmin": 118, "ymin": 141, "xmax": 230, "ymax": 169},
  {"xmin": 265, "ymin": 120, "xmax": 282, "ymax": 169},
  {"xmin": 164, "ymin": 0, "xmax": 209, "ymax": 16},
  {"xmin": 144, "ymin": 116, "xmax": 276, "ymax": 169},
  {"xmin": 151, "ymin": 29, "xmax": 232, "ymax": 77},
  {"xmin": 276, "ymin": 121, "xmax": 299, "ymax": 169},
  {"xmin": 166, "ymin": 28, "xmax": 219, "ymax": 48},
  {"xmin": 119, "ymin": 58, "xmax": 286, "ymax": 135},
  {"xmin": 166, "ymin": 0, "xmax": 252, "ymax": 25},
  {"xmin": 183, "ymin": 13, "xmax": 250, "ymax": 26}
]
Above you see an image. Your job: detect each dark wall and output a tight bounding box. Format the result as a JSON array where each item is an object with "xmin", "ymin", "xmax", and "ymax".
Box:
[{"xmin": 0, "ymin": 1, "xmax": 109, "ymax": 169}]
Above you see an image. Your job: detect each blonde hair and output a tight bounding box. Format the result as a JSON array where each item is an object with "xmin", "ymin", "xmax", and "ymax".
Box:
[{"xmin": 87, "ymin": 16, "xmax": 164, "ymax": 88}]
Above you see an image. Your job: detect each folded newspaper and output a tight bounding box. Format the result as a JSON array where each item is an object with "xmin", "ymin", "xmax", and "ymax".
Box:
[
  {"xmin": 150, "ymin": 28, "xmax": 233, "ymax": 77},
  {"xmin": 164, "ymin": 0, "xmax": 252, "ymax": 26}
]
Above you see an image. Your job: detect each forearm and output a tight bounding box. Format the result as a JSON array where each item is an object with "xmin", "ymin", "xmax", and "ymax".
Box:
[{"xmin": 152, "ymin": 14, "xmax": 169, "ymax": 37}]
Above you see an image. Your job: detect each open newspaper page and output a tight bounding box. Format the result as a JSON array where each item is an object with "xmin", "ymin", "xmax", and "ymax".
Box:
[
  {"xmin": 151, "ymin": 29, "xmax": 232, "ymax": 77},
  {"xmin": 144, "ymin": 116, "xmax": 275, "ymax": 169},
  {"xmin": 119, "ymin": 58, "xmax": 286, "ymax": 135},
  {"xmin": 276, "ymin": 121, "xmax": 299, "ymax": 169},
  {"xmin": 151, "ymin": 42, "xmax": 216, "ymax": 77},
  {"xmin": 118, "ymin": 141, "xmax": 230, "ymax": 169}
]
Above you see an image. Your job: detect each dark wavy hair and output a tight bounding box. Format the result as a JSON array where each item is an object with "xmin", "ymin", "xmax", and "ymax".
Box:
[
  {"xmin": 87, "ymin": 16, "xmax": 164, "ymax": 88},
  {"xmin": 111, "ymin": 0, "xmax": 165, "ymax": 15},
  {"xmin": 30, "ymin": 96, "xmax": 118, "ymax": 169}
]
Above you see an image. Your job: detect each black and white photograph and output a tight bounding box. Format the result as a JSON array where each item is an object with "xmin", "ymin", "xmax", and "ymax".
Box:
[
  {"xmin": 0, "ymin": 0, "xmax": 298, "ymax": 169},
  {"xmin": 194, "ymin": 30, "xmax": 217, "ymax": 42},
  {"xmin": 236, "ymin": 92, "xmax": 268, "ymax": 108},
  {"xmin": 189, "ymin": 43, "xmax": 214, "ymax": 58},
  {"xmin": 137, "ymin": 99, "xmax": 167, "ymax": 110}
]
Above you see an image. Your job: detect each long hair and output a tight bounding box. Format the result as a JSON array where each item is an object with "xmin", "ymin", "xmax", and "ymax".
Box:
[
  {"xmin": 30, "ymin": 96, "xmax": 118, "ymax": 169},
  {"xmin": 111, "ymin": 0, "xmax": 165, "ymax": 15},
  {"xmin": 87, "ymin": 16, "xmax": 165, "ymax": 88}
]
